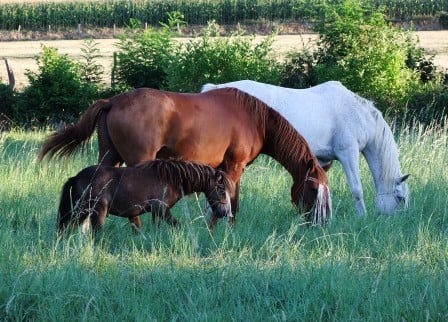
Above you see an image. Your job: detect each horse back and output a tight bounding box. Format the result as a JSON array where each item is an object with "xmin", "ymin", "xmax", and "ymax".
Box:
[{"xmin": 105, "ymin": 88, "xmax": 264, "ymax": 167}]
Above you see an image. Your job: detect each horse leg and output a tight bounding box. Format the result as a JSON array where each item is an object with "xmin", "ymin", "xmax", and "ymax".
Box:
[
  {"xmin": 97, "ymin": 113, "xmax": 123, "ymax": 167},
  {"xmin": 229, "ymin": 180, "xmax": 240, "ymax": 225},
  {"xmin": 337, "ymin": 151, "xmax": 367, "ymax": 215}
]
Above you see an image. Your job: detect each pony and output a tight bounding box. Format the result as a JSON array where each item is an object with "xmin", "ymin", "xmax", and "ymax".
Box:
[
  {"xmin": 39, "ymin": 87, "xmax": 332, "ymax": 227},
  {"xmin": 57, "ymin": 159, "xmax": 234, "ymax": 234},
  {"xmin": 202, "ymin": 80, "xmax": 410, "ymax": 215}
]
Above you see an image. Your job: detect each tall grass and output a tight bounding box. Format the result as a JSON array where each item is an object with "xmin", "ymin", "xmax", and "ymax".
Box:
[{"xmin": 0, "ymin": 123, "xmax": 447, "ymax": 320}]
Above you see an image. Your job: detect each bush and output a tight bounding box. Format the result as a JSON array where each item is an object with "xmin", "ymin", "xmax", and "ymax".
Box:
[
  {"xmin": 113, "ymin": 22, "xmax": 174, "ymax": 89},
  {"xmin": 114, "ymin": 20, "xmax": 282, "ymax": 92},
  {"xmin": 405, "ymin": 81, "xmax": 448, "ymax": 124},
  {"xmin": 164, "ymin": 21, "xmax": 282, "ymax": 92},
  {"xmin": 16, "ymin": 45, "xmax": 100, "ymax": 125},
  {"xmin": 0, "ymin": 83, "xmax": 17, "ymax": 121},
  {"xmin": 312, "ymin": 0, "xmax": 422, "ymax": 113},
  {"xmin": 280, "ymin": 49, "xmax": 317, "ymax": 89},
  {"xmin": 439, "ymin": 12, "xmax": 448, "ymax": 29}
]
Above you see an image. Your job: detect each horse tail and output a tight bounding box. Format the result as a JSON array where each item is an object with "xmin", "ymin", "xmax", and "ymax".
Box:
[
  {"xmin": 57, "ymin": 176, "xmax": 77, "ymax": 233},
  {"xmin": 201, "ymin": 83, "xmax": 219, "ymax": 92},
  {"xmin": 38, "ymin": 99, "xmax": 112, "ymax": 161}
]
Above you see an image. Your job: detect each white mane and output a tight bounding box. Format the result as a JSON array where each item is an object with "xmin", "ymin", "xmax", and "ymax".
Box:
[{"xmin": 354, "ymin": 93, "xmax": 402, "ymax": 187}]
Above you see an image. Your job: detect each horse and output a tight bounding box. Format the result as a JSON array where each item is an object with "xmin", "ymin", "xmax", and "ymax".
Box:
[
  {"xmin": 57, "ymin": 159, "xmax": 234, "ymax": 234},
  {"xmin": 39, "ymin": 87, "xmax": 332, "ymax": 227},
  {"xmin": 202, "ymin": 80, "xmax": 410, "ymax": 215}
]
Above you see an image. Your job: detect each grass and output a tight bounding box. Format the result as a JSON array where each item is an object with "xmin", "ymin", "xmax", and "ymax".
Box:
[{"xmin": 0, "ymin": 123, "xmax": 447, "ymax": 321}]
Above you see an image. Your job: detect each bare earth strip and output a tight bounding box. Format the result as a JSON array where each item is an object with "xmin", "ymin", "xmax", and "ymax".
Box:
[{"xmin": 1, "ymin": 31, "xmax": 447, "ymax": 89}]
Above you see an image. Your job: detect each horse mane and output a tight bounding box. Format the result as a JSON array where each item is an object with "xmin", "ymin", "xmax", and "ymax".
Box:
[
  {"xmin": 228, "ymin": 88, "xmax": 322, "ymax": 180},
  {"xmin": 354, "ymin": 93, "xmax": 401, "ymax": 184},
  {"xmin": 138, "ymin": 159, "xmax": 233, "ymax": 193}
]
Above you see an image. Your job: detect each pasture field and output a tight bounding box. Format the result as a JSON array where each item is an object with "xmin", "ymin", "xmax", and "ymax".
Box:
[
  {"xmin": 0, "ymin": 120, "xmax": 447, "ymax": 320},
  {"xmin": 1, "ymin": 31, "xmax": 448, "ymax": 89}
]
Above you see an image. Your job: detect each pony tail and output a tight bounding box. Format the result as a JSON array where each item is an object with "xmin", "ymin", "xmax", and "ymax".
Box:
[
  {"xmin": 57, "ymin": 177, "xmax": 76, "ymax": 233},
  {"xmin": 312, "ymin": 184, "xmax": 332, "ymax": 226},
  {"xmin": 38, "ymin": 99, "xmax": 112, "ymax": 161}
]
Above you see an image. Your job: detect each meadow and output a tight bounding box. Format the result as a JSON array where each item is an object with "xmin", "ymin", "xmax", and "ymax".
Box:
[{"xmin": 0, "ymin": 118, "xmax": 447, "ymax": 320}]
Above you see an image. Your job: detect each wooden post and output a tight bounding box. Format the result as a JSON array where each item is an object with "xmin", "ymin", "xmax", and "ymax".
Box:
[
  {"xmin": 111, "ymin": 52, "xmax": 117, "ymax": 87},
  {"xmin": 4, "ymin": 58, "xmax": 15, "ymax": 90}
]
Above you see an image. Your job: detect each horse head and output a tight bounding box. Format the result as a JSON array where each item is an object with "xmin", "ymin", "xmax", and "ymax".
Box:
[
  {"xmin": 205, "ymin": 170, "xmax": 234, "ymax": 219},
  {"xmin": 291, "ymin": 163, "xmax": 332, "ymax": 225},
  {"xmin": 376, "ymin": 174, "xmax": 410, "ymax": 214}
]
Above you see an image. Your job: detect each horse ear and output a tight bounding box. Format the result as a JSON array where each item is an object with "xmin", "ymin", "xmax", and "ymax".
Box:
[{"xmin": 397, "ymin": 174, "xmax": 410, "ymax": 184}]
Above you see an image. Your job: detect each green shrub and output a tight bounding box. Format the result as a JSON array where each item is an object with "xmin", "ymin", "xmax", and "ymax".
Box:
[
  {"xmin": 164, "ymin": 21, "xmax": 282, "ymax": 92},
  {"xmin": 79, "ymin": 39, "xmax": 105, "ymax": 86},
  {"xmin": 114, "ymin": 20, "xmax": 282, "ymax": 92},
  {"xmin": 16, "ymin": 45, "xmax": 99, "ymax": 125},
  {"xmin": 310, "ymin": 0, "xmax": 421, "ymax": 113},
  {"xmin": 440, "ymin": 12, "xmax": 448, "ymax": 28},
  {"xmin": 280, "ymin": 49, "xmax": 317, "ymax": 89},
  {"xmin": 114, "ymin": 22, "xmax": 174, "ymax": 89},
  {"xmin": 405, "ymin": 81, "xmax": 448, "ymax": 124},
  {"xmin": 0, "ymin": 83, "xmax": 17, "ymax": 124}
]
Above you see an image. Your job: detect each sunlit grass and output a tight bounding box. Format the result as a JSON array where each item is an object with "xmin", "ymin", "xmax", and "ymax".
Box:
[{"xmin": 0, "ymin": 123, "xmax": 447, "ymax": 320}]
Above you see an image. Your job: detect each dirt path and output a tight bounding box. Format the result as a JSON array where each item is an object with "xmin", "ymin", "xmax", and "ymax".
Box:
[{"xmin": 1, "ymin": 31, "xmax": 447, "ymax": 89}]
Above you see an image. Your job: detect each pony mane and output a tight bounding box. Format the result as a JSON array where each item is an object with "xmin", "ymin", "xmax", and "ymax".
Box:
[
  {"xmin": 138, "ymin": 159, "xmax": 233, "ymax": 193},
  {"xmin": 228, "ymin": 88, "xmax": 322, "ymax": 180}
]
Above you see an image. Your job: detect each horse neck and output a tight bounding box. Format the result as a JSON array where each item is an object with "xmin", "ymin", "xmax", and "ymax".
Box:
[
  {"xmin": 363, "ymin": 117, "xmax": 402, "ymax": 194},
  {"xmin": 261, "ymin": 110, "xmax": 312, "ymax": 183}
]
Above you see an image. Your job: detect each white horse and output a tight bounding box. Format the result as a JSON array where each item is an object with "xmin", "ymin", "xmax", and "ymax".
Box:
[{"xmin": 202, "ymin": 80, "xmax": 410, "ymax": 215}]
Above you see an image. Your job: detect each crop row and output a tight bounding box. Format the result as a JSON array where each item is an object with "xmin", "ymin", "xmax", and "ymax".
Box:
[{"xmin": 0, "ymin": 0, "xmax": 447, "ymax": 31}]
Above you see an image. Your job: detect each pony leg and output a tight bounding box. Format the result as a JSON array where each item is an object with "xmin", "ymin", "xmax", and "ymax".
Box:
[
  {"xmin": 89, "ymin": 203, "xmax": 108, "ymax": 233},
  {"xmin": 162, "ymin": 208, "xmax": 179, "ymax": 227},
  {"xmin": 337, "ymin": 151, "xmax": 367, "ymax": 215},
  {"xmin": 151, "ymin": 200, "xmax": 179, "ymax": 227},
  {"xmin": 129, "ymin": 217, "xmax": 142, "ymax": 234}
]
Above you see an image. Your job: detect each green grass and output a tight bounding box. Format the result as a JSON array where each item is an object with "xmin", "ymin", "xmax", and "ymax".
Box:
[{"xmin": 0, "ymin": 124, "xmax": 447, "ymax": 321}]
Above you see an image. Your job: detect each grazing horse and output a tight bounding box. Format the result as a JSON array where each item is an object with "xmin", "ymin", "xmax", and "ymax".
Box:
[
  {"xmin": 202, "ymin": 80, "xmax": 410, "ymax": 215},
  {"xmin": 39, "ymin": 88, "xmax": 332, "ymax": 226},
  {"xmin": 57, "ymin": 159, "xmax": 234, "ymax": 234}
]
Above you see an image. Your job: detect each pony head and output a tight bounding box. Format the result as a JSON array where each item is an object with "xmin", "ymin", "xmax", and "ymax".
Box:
[
  {"xmin": 376, "ymin": 174, "xmax": 410, "ymax": 214},
  {"xmin": 204, "ymin": 170, "xmax": 233, "ymax": 219},
  {"xmin": 292, "ymin": 164, "xmax": 332, "ymax": 225}
]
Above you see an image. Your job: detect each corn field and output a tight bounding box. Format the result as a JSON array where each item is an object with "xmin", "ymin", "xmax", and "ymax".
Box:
[{"xmin": 0, "ymin": 0, "xmax": 447, "ymax": 31}]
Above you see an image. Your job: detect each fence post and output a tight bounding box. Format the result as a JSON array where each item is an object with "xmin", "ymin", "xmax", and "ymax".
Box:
[
  {"xmin": 3, "ymin": 58, "xmax": 15, "ymax": 90},
  {"xmin": 111, "ymin": 52, "xmax": 117, "ymax": 87}
]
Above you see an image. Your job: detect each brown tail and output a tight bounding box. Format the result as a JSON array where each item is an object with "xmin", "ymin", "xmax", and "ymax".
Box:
[{"xmin": 38, "ymin": 99, "xmax": 112, "ymax": 161}]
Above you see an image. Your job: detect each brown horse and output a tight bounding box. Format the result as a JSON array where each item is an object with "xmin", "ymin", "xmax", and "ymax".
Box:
[
  {"xmin": 57, "ymin": 159, "xmax": 234, "ymax": 234},
  {"xmin": 40, "ymin": 88, "xmax": 332, "ymax": 226}
]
